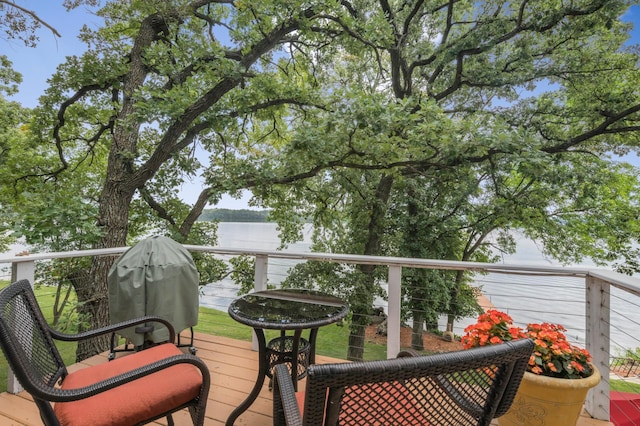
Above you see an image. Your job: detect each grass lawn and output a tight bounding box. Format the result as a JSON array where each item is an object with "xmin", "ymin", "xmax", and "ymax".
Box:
[
  {"xmin": 611, "ymin": 379, "xmax": 640, "ymax": 393},
  {"xmin": 195, "ymin": 305, "xmax": 388, "ymax": 361}
]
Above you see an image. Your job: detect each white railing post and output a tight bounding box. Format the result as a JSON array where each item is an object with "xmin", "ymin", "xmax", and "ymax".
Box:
[
  {"xmin": 11, "ymin": 258, "xmax": 35, "ymax": 284},
  {"xmin": 252, "ymin": 255, "xmax": 269, "ymax": 351},
  {"xmin": 254, "ymin": 254, "xmax": 269, "ymax": 292},
  {"xmin": 585, "ymin": 275, "xmax": 610, "ymax": 422},
  {"xmin": 8, "ymin": 259, "xmax": 35, "ymax": 394},
  {"xmin": 387, "ymin": 265, "xmax": 402, "ymax": 359}
]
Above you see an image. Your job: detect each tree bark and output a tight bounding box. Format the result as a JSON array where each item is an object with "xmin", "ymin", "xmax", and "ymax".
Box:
[
  {"xmin": 76, "ymin": 13, "xmax": 165, "ymax": 361},
  {"xmin": 346, "ymin": 174, "xmax": 394, "ymax": 361},
  {"xmin": 347, "ymin": 315, "xmax": 368, "ymax": 362},
  {"xmin": 79, "ymin": 184, "xmax": 137, "ymax": 360},
  {"xmin": 411, "ymin": 311, "xmax": 425, "ymax": 351},
  {"xmin": 446, "ymin": 269, "xmax": 466, "ymax": 340}
]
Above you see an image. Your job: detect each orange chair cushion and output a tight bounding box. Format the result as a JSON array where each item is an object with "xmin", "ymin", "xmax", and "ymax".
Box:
[
  {"xmin": 54, "ymin": 343, "xmax": 203, "ymax": 426},
  {"xmin": 296, "ymin": 381, "xmax": 431, "ymax": 425}
]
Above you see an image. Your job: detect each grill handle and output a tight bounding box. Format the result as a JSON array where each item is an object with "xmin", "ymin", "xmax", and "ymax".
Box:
[{"xmin": 134, "ymin": 325, "xmax": 155, "ymax": 334}]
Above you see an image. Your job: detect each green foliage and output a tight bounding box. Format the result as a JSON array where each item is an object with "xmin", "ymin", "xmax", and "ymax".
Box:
[
  {"xmin": 0, "ymin": 92, "xmax": 105, "ymax": 252},
  {"xmin": 11, "ymin": 194, "xmax": 103, "ymax": 251},
  {"xmin": 0, "ymin": 95, "xmax": 28, "ymax": 251},
  {"xmin": 0, "ymin": 56, "xmax": 21, "ymax": 95},
  {"xmin": 251, "ymin": 0, "xmax": 640, "ymax": 358},
  {"xmin": 516, "ymin": 158, "xmax": 640, "ymax": 272},
  {"xmin": 620, "ymin": 347, "xmax": 640, "ymax": 361},
  {"xmin": 4, "ymin": 0, "xmax": 640, "ymax": 361},
  {"xmin": 229, "ymin": 255, "xmax": 258, "ymax": 295}
]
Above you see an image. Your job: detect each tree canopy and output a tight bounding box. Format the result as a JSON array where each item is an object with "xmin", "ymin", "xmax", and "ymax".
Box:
[{"xmin": 2, "ymin": 0, "xmax": 640, "ymax": 360}]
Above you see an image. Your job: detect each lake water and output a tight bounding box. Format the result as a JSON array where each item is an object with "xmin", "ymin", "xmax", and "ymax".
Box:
[
  {"xmin": 199, "ymin": 222, "xmax": 315, "ymax": 310},
  {"xmin": 2, "ymin": 222, "xmax": 637, "ymax": 354},
  {"xmin": 203, "ymin": 222, "xmax": 569, "ymax": 309},
  {"xmin": 204, "ymin": 222, "xmax": 639, "ymax": 355}
]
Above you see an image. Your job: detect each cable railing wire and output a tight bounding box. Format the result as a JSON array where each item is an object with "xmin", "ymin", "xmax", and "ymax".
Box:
[{"xmin": 4, "ymin": 245, "xmax": 640, "ymax": 424}]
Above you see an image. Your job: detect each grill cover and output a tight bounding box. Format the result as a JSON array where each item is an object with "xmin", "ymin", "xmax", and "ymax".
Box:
[{"xmin": 108, "ymin": 235, "xmax": 199, "ymax": 346}]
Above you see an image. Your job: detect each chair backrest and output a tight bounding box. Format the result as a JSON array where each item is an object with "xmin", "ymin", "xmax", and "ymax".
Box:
[
  {"xmin": 302, "ymin": 338, "xmax": 534, "ymax": 426},
  {"xmin": 0, "ymin": 280, "xmax": 67, "ymax": 413}
]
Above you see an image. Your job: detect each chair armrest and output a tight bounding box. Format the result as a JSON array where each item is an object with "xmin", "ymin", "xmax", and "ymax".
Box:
[
  {"xmin": 273, "ymin": 363, "xmax": 302, "ymax": 426},
  {"xmin": 34, "ymin": 353, "xmax": 209, "ymax": 403},
  {"xmin": 48, "ymin": 316, "xmax": 176, "ymax": 344}
]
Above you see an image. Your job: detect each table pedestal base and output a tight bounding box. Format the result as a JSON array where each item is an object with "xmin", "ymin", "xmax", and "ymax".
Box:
[
  {"xmin": 226, "ymin": 289, "xmax": 348, "ymax": 425},
  {"xmin": 226, "ymin": 329, "xmax": 312, "ymax": 426},
  {"xmin": 266, "ymin": 335, "xmax": 310, "ymax": 388}
]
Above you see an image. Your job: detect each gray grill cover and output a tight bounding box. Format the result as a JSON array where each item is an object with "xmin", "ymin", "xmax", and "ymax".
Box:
[{"xmin": 108, "ymin": 235, "xmax": 199, "ymax": 346}]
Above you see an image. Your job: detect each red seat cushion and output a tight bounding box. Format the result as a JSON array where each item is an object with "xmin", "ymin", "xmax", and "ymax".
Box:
[
  {"xmin": 611, "ymin": 391, "xmax": 640, "ymax": 426},
  {"xmin": 54, "ymin": 343, "xmax": 203, "ymax": 426},
  {"xmin": 296, "ymin": 381, "xmax": 431, "ymax": 425}
]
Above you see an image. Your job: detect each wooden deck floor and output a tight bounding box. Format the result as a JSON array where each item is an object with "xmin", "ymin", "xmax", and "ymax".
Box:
[
  {"xmin": 0, "ymin": 332, "xmax": 326, "ymax": 426},
  {"xmin": 0, "ymin": 331, "xmax": 612, "ymax": 425}
]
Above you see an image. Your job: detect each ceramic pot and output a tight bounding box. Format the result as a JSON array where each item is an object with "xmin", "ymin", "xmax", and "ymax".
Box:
[{"xmin": 499, "ymin": 365, "xmax": 601, "ymax": 426}]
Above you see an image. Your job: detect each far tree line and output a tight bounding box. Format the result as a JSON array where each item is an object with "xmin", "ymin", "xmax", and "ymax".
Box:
[{"xmin": 198, "ymin": 209, "xmax": 271, "ymax": 223}]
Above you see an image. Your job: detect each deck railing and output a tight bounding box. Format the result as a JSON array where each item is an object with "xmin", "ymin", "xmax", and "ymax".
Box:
[
  {"xmin": 3, "ymin": 245, "xmax": 640, "ymax": 423},
  {"xmin": 610, "ymin": 357, "xmax": 640, "ymax": 378}
]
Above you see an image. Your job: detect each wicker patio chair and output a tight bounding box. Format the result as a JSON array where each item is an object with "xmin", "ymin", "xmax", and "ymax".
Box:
[
  {"xmin": 0, "ymin": 279, "xmax": 210, "ymax": 426},
  {"xmin": 273, "ymin": 338, "xmax": 534, "ymax": 426}
]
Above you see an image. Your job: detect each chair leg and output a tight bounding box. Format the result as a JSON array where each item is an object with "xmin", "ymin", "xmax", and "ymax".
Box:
[{"xmin": 166, "ymin": 414, "xmax": 175, "ymax": 426}]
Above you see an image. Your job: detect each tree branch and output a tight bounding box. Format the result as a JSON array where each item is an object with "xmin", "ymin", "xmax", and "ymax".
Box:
[
  {"xmin": 0, "ymin": 0, "xmax": 62, "ymax": 38},
  {"xmin": 138, "ymin": 187, "xmax": 177, "ymax": 226}
]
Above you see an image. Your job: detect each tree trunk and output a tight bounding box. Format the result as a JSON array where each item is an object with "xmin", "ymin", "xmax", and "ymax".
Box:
[
  {"xmin": 73, "ymin": 13, "xmax": 169, "ymax": 361},
  {"xmin": 69, "ymin": 269, "xmax": 107, "ymax": 361},
  {"xmin": 347, "ymin": 314, "xmax": 368, "ymax": 361},
  {"xmin": 60, "ymin": 9, "xmax": 306, "ymax": 361},
  {"xmin": 347, "ymin": 174, "xmax": 394, "ymax": 361},
  {"xmin": 445, "ymin": 269, "xmax": 466, "ymax": 342},
  {"xmin": 405, "ymin": 189, "xmax": 426, "ymax": 351},
  {"xmin": 411, "ymin": 311, "xmax": 425, "ymax": 351},
  {"xmin": 76, "ymin": 182, "xmax": 136, "ymax": 360}
]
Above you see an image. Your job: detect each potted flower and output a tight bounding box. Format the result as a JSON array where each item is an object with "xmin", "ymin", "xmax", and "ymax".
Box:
[{"xmin": 462, "ymin": 310, "xmax": 601, "ymax": 426}]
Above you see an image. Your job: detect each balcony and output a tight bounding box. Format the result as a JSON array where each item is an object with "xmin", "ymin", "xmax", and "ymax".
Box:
[
  {"xmin": 2, "ymin": 245, "xmax": 639, "ymax": 424},
  {"xmin": 0, "ymin": 330, "xmax": 613, "ymax": 425}
]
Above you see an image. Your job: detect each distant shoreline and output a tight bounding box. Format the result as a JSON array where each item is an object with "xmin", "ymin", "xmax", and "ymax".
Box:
[{"xmin": 198, "ymin": 208, "xmax": 271, "ymax": 222}]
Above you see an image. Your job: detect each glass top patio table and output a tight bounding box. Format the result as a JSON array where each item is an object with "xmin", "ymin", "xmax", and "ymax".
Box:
[
  {"xmin": 228, "ymin": 288, "xmax": 348, "ymax": 328},
  {"xmin": 226, "ymin": 288, "xmax": 349, "ymax": 426}
]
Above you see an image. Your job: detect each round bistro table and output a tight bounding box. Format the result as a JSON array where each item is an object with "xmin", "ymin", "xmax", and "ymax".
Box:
[{"xmin": 226, "ymin": 288, "xmax": 349, "ymax": 426}]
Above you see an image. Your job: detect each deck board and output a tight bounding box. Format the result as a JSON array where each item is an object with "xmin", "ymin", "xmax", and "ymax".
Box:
[
  {"xmin": 0, "ymin": 331, "xmax": 612, "ymax": 425},
  {"xmin": 0, "ymin": 332, "xmax": 314, "ymax": 426}
]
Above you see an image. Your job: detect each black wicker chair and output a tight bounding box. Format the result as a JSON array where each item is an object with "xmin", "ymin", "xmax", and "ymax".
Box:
[
  {"xmin": 0, "ymin": 279, "xmax": 211, "ymax": 426},
  {"xmin": 273, "ymin": 338, "xmax": 534, "ymax": 426}
]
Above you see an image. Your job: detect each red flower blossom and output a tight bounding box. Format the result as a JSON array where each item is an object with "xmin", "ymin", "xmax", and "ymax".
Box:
[{"xmin": 462, "ymin": 310, "xmax": 593, "ymax": 379}]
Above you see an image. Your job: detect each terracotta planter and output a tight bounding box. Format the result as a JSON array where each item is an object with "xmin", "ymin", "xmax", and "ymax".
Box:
[{"xmin": 499, "ymin": 365, "xmax": 601, "ymax": 426}]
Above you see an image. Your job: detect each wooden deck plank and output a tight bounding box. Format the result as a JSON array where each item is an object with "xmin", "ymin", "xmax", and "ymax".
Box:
[
  {"xmin": 0, "ymin": 332, "xmax": 306, "ymax": 426},
  {"xmin": 0, "ymin": 331, "xmax": 612, "ymax": 425}
]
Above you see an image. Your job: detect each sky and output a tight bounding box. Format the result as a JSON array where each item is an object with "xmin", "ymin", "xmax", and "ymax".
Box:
[{"xmin": 3, "ymin": 2, "xmax": 640, "ymax": 209}]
